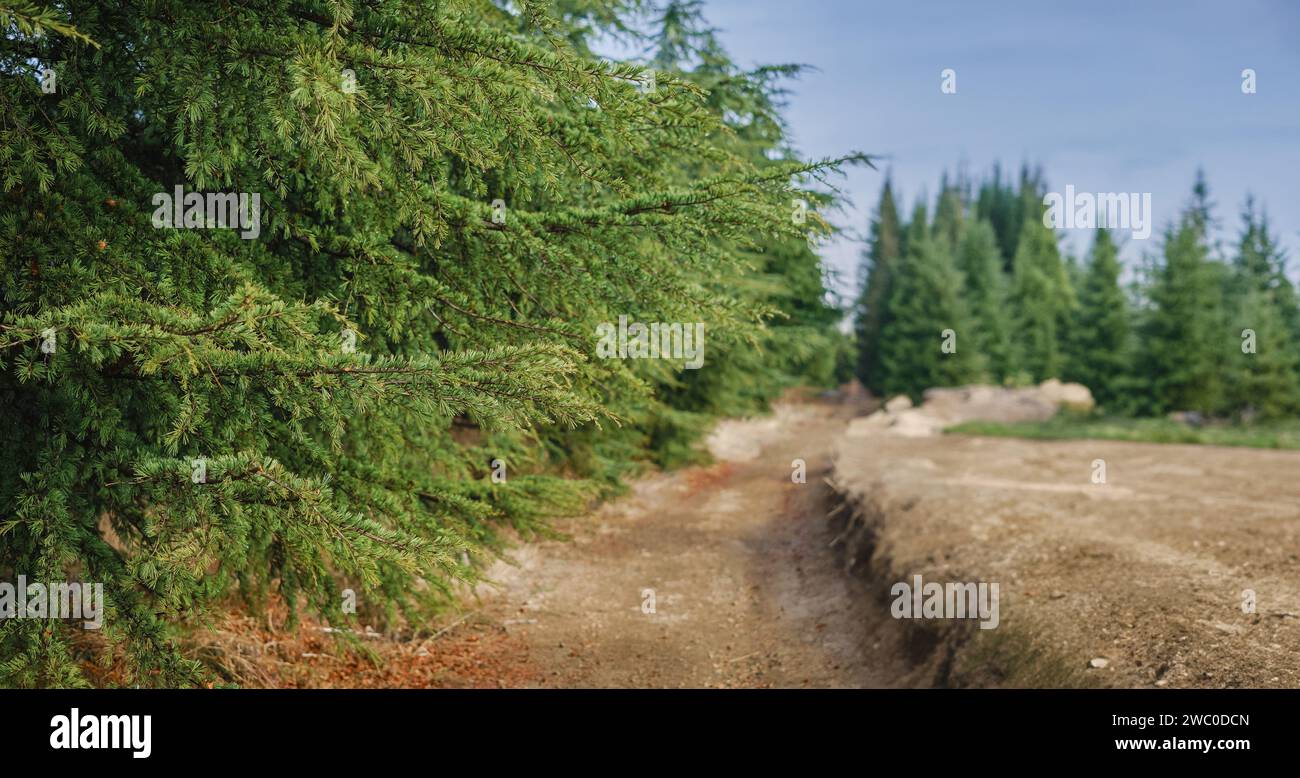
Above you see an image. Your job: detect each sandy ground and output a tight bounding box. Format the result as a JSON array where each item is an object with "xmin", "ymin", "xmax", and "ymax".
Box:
[
  {"xmin": 438, "ymin": 399, "xmax": 914, "ymax": 688},
  {"xmin": 832, "ymin": 393, "xmax": 1300, "ymax": 688}
]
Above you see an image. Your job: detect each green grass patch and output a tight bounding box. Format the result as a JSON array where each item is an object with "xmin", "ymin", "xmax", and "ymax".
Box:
[{"xmin": 947, "ymin": 413, "xmax": 1300, "ymax": 450}]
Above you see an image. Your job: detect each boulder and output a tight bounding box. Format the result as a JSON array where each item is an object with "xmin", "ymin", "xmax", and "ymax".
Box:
[
  {"xmin": 1037, "ymin": 378, "xmax": 1095, "ymax": 412},
  {"xmin": 883, "ymin": 394, "xmax": 913, "ymax": 413}
]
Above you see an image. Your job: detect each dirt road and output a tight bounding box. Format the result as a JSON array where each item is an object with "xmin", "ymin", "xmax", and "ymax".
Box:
[{"xmin": 438, "ymin": 399, "xmax": 911, "ymax": 688}]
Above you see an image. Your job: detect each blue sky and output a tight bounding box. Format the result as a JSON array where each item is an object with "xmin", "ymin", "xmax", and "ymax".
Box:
[{"xmin": 695, "ymin": 0, "xmax": 1300, "ymax": 300}]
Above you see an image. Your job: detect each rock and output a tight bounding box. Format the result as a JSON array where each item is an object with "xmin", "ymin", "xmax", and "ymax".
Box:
[
  {"xmin": 1089, "ymin": 657, "xmax": 1109, "ymax": 669},
  {"xmin": 848, "ymin": 381, "xmax": 1096, "ymax": 443},
  {"xmin": 1037, "ymin": 379, "xmax": 1095, "ymax": 412},
  {"xmin": 889, "ymin": 410, "xmax": 942, "ymax": 437},
  {"xmin": 884, "ymin": 394, "xmax": 913, "ymax": 413}
]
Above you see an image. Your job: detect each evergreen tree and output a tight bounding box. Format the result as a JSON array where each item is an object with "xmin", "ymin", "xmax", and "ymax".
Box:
[
  {"xmin": 1008, "ymin": 198, "xmax": 1073, "ymax": 381},
  {"xmin": 877, "ymin": 203, "xmax": 978, "ymax": 399},
  {"xmin": 1064, "ymin": 229, "xmax": 1131, "ymax": 407},
  {"xmin": 1138, "ymin": 179, "xmax": 1227, "ymax": 415},
  {"xmin": 975, "ymin": 163, "xmax": 1017, "ymax": 268},
  {"xmin": 931, "ymin": 177, "xmax": 965, "ymax": 255},
  {"xmin": 975, "ymin": 163, "xmax": 1043, "ymax": 271},
  {"xmin": 0, "ymin": 0, "xmax": 858, "ymax": 686},
  {"xmin": 1226, "ymin": 286, "xmax": 1299, "ymax": 418},
  {"xmin": 1223, "ymin": 200, "xmax": 1300, "ymax": 417},
  {"xmin": 1233, "ymin": 198, "xmax": 1300, "ymax": 338},
  {"xmin": 852, "ymin": 177, "xmax": 901, "ymax": 394},
  {"xmin": 636, "ymin": 0, "xmax": 865, "ymax": 460},
  {"xmin": 956, "ymin": 219, "xmax": 1014, "ymax": 381}
]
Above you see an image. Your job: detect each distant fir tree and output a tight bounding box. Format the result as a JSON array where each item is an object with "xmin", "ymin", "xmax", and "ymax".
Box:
[
  {"xmin": 931, "ymin": 177, "xmax": 965, "ymax": 256},
  {"xmin": 1138, "ymin": 175, "xmax": 1228, "ymax": 414},
  {"xmin": 975, "ymin": 164, "xmax": 1015, "ymax": 267},
  {"xmin": 877, "ymin": 203, "xmax": 978, "ymax": 400},
  {"xmin": 956, "ymin": 219, "xmax": 1015, "ymax": 381},
  {"xmin": 1222, "ymin": 199, "xmax": 1300, "ymax": 417},
  {"xmin": 1232, "ymin": 197, "xmax": 1300, "ymax": 338},
  {"xmin": 1064, "ymin": 229, "xmax": 1131, "ymax": 408},
  {"xmin": 1008, "ymin": 194, "xmax": 1074, "ymax": 381},
  {"xmin": 975, "ymin": 163, "xmax": 1043, "ymax": 271},
  {"xmin": 1226, "ymin": 286, "xmax": 1300, "ymax": 418},
  {"xmin": 853, "ymin": 177, "xmax": 902, "ymax": 394}
]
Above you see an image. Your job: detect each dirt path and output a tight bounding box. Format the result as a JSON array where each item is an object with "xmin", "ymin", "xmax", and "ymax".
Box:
[{"xmin": 439, "ymin": 399, "xmax": 910, "ymax": 688}]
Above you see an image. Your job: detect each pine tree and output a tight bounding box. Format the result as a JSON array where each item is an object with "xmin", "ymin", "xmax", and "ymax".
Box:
[
  {"xmin": 877, "ymin": 203, "xmax": 978, "ymax": 400},
  {"xmin": 1233, "ymin": 198, "xmax": 1300, "ymax": 338},
  {"xmin": 956, "ymin": 219, "xmax": 1014, "ymax": 381},
  {"xmin": 0, "ymin": 1, "xmax": 859, "ymax": 686},
  {"xmin": 853, "ymin": 177, "xmax": 902, "ymax": 394},
  {"xmin": 975, "ymin": 164, "xmax": 1015, "ymax": 267},
  {"xmin": 931, "ymin": 177, "xmax": 965, "ymax": 255},
  {"xmin": 1223, "ymin": 200, "xmax": 1300, "ymax": 417},
  {"xmin": 975, "ymin": 163, "xmax": 1041, "ymax": 271},
  {"xmin": 1064, "ymin": 229, "xmax": 1131, "ymax": 408},
  {"xmin": 1138, "ymin": 178, "xmax": 1227, "ymax": 415},
  {"xmin": 1008, "ymin": 193, "xmax": 1073, "ymax": 381},
  {"xmin": 1227, "ymin": 287, "xmax": 1299, "ymax": 418},
  {"xmin": 632, "ymin": 0, "xmax": 866, "ymax": 462}
]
